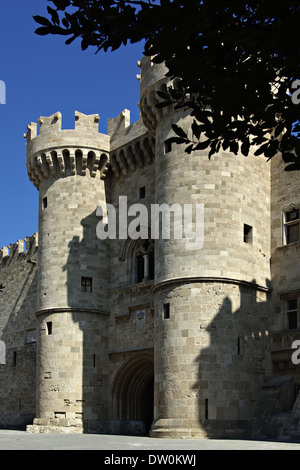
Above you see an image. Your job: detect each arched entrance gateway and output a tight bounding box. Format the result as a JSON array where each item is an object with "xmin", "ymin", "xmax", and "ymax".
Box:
[{"xmin": 111, "ymin": 353, "xmax": 154, "ymax": 435}]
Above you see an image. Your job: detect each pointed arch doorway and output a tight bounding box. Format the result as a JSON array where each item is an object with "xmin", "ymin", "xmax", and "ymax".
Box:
[{"xmin": 111, "ymin": 353, "xmax": 154, "ymax": 435}]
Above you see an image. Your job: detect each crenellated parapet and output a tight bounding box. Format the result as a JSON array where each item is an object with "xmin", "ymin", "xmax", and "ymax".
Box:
[
  {"xmin": 107, "ymin": 109, "xmax": 155, "ymax": 179},
  {"xmin": 0, "ymin": 233, "xmax": 38, "ymax": 263},
  {"xmin": 25, "ymin": 109, "xmax": 155, "ymax": 187},
  {"xmin": 25, "ymin": 111, "xmax": 110, "ymax": 189},
  {"xmin": 139, "ymin": 56, "xmax": 174, "ymax": 137}
]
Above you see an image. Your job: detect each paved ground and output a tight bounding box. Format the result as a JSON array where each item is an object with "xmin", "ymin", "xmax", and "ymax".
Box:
[{"xmin": 0, "ymin": 430, "xmax": 300, "ymax": 451}]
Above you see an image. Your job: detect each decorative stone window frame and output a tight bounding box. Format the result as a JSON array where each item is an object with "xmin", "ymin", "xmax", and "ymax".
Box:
[
  {"xmin": 131, "ymin": 238, "xmax": 154, "ymax": 284},
  {"xmin": 119, "ymin": 226, "xmax": 155, "ymax": 285},
  {"xmin": 283, "ymin": 205, "xmax": 300, "ymax": 245}
]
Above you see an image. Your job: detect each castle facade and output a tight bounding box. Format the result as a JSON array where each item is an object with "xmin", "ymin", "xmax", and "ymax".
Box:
[{"xmin": 1, "ymin": 57, "xmax": 300, "ymax": 439}]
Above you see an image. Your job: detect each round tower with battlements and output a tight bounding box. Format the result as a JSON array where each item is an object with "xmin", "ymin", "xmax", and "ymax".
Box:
[
  {"xmin": 140, "ymin": 57, "xmax": 272, "ymax": 438},
  {"xmin": 25, "ymin": 111, "xmax": 110, "ymax": 433}
]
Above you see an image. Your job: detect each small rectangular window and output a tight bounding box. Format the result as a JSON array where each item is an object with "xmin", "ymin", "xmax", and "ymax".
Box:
[
  {"xmin": 164, "ymin": 140, "xmax": 172, "ymax": 154},
  {"xmin": 81, "ymin": 276, "xmax": 92, "ymax": 293},
  {"xmin": 139, "ymin": 186, "xmax": 145, "ymax": 199},
  {"xmin": 42, "ymin": 197, "xmax": 48, "ymax": 209},
  {"xmin": 46, "ymin": 321, "xmax": 52, "ymax": 335},
  {"xmin": 54, "ymin": 412, "xmax": 66, "ymax": 419},
  {"xmin": 243, "ymin": 224, "xmax": 253, "ymax": 244},
  {"xmin": 205, "ymin": 399, "xmax": 209, "ymax": 420},
  {"xmin": 284, "ymin": 209, "xmax": 300, "ymax": 244},
  {"xmin": 163, "ymin": 303, "xmax": 170, "ymax": 320},
  {"xmin": 13, "ymin": 351, "xmax": 17, "ymax": 367}
]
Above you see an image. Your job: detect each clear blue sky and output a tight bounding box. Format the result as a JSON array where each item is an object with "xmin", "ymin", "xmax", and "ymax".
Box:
[{"xmin": 0, "ymin": 0, "xmax": 144, "ymax": 249}]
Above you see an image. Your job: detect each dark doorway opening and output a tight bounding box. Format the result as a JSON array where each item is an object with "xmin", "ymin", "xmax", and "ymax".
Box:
[{"xmin": 111, "ymin": 354, "xmax": 154, "ymax": 435}]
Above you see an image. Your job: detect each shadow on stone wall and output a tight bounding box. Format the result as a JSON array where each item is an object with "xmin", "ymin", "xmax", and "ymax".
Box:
[
  {"xmin": 63, "ymin": 210, "xmax": 155, "ymax": 435},
  {"xmin": 0, "ymin": 237, "xmax": 38, "ymax": 429},
  {"xmin": 62, "ymin": 210, "xmax": 110, "ymax": 433},
  {"xmin": 193, "ymin": 280, "xmax": 298, "ymax": 439}
]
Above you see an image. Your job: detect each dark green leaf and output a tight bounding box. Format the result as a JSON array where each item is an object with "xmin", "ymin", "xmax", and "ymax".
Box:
[
  {"xmin": 172, "ymin": 124, "xmax": 187, "ymax": 139},
  {"xmin": 192, "ymin": 120, "xmax": 202, "ymax": 140},
  {"xmin": 51, "ymin": 0, "xmax": 70, "ymax": 10},
  {"xmin": 33, "ymin": 15, "xmax": 52, "ymax": 27},
  {"xmin": 47, "ymin": 6, "xmax": 60, "ymax": 25},
  {"xmin": 254, "ymin": 143, "xmax": 269, "ymax": 156},
  {"xmin": 229, "ymin": 141, "xmax": 239, "ymax": 155},
  {"xmin": 241, "ymin": 137, "xmax": 250, "ymax": 156},
  {"xmin": 35, "ymin": 26, "xmax": 51, "ymax": 36},
  {"xmin": 285, "ymin": 163, "xmax": 300, "ymax": 171},
  {"xmin": 167, "ymin": 136, "xmax": 188, "ymax": 145},
  {"xmin": 274, "ymin": 122, "xmax": 286, "ymax": 138},
  {"xmin": 265, "ymin": 140, "xmax": 279, "ymax": 160},
  {"xmin": 62, "ymin": 17, "xmax": 69, "ymax": 28},
  {"xmin": 31, "ymin": 0, "xmax": 300, "ymax": 171},
  {"xmin": 65, "ymin": 35, "xmax": 76, "ymax": 45},
  {"xmin": 194, "ymin": 140, "xmax": 211, "ymax": 150},
  {"xmin": 185, "ymin": 144, "xmax": 194, "ymax": 154},
  {"xmin": 81, "ymin": 36, "xmax": 91, "ymax": 51},
  {"xmin": 222, "ymin": 140, "xmax": 231, "ymax": 151},
  {"xmin": 282, "ymin": 152, "xmax": 297, "ymax": 163}
]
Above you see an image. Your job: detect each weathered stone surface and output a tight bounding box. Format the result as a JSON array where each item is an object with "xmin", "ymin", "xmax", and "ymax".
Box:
[{"xmin": 0, "ymin": 57, "xmax": 300, "ymax": 439}]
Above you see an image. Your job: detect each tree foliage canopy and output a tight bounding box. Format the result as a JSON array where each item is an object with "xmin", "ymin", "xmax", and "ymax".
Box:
[{"xmin": 34, "ymin": 0, "xmax": 300, "ymax": 169}]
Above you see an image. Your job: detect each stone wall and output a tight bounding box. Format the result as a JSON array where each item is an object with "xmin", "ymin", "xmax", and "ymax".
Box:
[
  {"xmin": 1, "ymin": 55, "xmax": 300, "ymax": 439},
  {"xmin": 152, "ymin": 281, "xmax": 271, "ymax": 438},
  {"xmin": 271, "ymin": 153, "xmax": 300, "ymax": 327},
  {"xmin": 153, "ymin": 111, "xmax": 271, "ymax": 287},
  {"xmin": 105, "ymin": 124, "xmax": 155, "ymax": 434},
  {"xmin": 0, "ymin": 235, "xmax": 38, "ymax": 428},
  {"xmin": 269, "ymin": 153, "xmax": 300, "ymax": 383},
  {"xmin": 29, "ymin": 308, "xmax": 109, "ymax": 434}
]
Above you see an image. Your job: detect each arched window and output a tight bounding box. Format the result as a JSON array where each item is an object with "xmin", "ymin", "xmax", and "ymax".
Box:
[{"xmin": 132, "ymin": 239, "xmax": 154, "ymax": 284}]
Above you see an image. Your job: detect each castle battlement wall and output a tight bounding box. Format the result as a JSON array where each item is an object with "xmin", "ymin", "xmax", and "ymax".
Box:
[
  {"xmin": 2, "ymin": 55, "xmax": 300, "ymax": 440},
  {"xmin": 25, "ymin": 111, "xmax": 110, "ymax": 189},
  {"xmin": 0, "ymin": 232, "xmax": 38, "ymax": 429},
  {"xmin": 0, "ymin": 233, "xmax": 38, "ymax": 263},
  {"xmin": 139, "ymin": 56, "xmax": 174, "ymax": 137},
  {"xmin": 108, "ymin": 109, "xmax": 155, "ymax": 179},
  {"xmin": 139, "ymin": 56, "xmax": 169, "ymax": 101},
  {"xmin": 25, "ymin": 109, "xmax": 155, "ymax": 188},
  {"xmin": 24, "ymin": 111, "xmax": 104, "ymax": 145}
]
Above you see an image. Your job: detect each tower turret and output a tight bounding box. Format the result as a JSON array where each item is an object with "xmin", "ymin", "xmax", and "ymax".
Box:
[
  {"xmin": 140, "ymin": 57, "xmax": 272, "ymax": 438},
  {"xmin": 25, "ymin": 111, "xmax": 110, "ymax": 433}
]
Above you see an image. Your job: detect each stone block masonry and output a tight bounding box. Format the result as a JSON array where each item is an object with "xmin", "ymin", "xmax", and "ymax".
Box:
[
  {"xmin": 0, "ymin": 56, "xmax": 300, "ymax": 440},
  {"xmin": 0, "ymin": 235, "xmax": 38, "ymax": 429}
]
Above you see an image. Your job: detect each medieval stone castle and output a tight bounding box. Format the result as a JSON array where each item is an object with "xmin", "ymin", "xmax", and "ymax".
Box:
[{"xmin": 1, "ymin": 56, "xmax": 300, "ymax": 440}]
